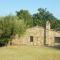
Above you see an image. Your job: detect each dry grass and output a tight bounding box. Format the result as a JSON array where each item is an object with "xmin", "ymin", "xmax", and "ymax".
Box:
[{"xmin": 0, "ymin": 46, "xmax": 60, "ymax": 60}]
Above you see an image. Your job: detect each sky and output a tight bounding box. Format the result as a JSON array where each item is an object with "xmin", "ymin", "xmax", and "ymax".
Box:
[{"xmin": 0, "ymin": 0, "xmax": 60, "ymax": 19}]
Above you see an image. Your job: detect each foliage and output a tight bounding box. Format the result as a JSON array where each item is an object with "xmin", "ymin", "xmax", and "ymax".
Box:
[
  {"xmin": 16, "ymin": 10, "xmax": 33, "ymax": 27},
  {"xmin": 32, "ymin": 8, "xmax": 60, "ymax": 29},
  {"xmin": 0, "ymin": 8, "xmax": 60, "ymax": 46},
  {"xmin": 0, "ymin": 15, "xmax": 26, "ymax": 46},
  {"xmin": 13, "ymin": 19, "xmax": 26, "ymax": 36}
]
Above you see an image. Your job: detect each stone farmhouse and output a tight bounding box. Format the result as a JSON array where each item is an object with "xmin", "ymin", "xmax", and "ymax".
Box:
[{"xmin": 11, "ymin": 21, "xmax": 60, "ymax": 46}]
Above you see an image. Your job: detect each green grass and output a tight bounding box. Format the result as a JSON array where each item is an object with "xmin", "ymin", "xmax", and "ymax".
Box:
[{"xmin": 0, "ymin": 46, "xmax": 60, "ymax": 60}]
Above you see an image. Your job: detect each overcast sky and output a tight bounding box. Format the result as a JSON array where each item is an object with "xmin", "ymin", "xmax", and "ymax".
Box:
[{"xmin": 0, "ymin": 0, "xmax": 60, "ymax": 19}]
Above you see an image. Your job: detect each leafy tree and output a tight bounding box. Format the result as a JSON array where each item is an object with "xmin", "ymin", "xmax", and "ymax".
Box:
[
  {"xmin": 0, "ymin": 15, "xmax": 26, "ymax": 46},
  {"xmin": 16, "ymin": 10, "xmax": 33, "ymax": 27},
  {"xmin": 13, "ymin": 19, "xmax": 26, "ymax": 36},
  {"xmin": 33, "ymin": 8, "xmax": 59, "ymax": 29},
  {"xmin": 54, "ymin": 20, "xmax": 60, "ymax": 31}
]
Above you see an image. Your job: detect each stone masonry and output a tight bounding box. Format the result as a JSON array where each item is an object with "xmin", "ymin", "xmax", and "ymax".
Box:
[{"xmin": 11, "ymin": 21, "xmax": 60, "ymax": 46}]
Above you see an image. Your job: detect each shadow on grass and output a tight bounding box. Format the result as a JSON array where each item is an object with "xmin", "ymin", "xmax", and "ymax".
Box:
[
  {"xmin": 52, "ymin": 45, "xmax": 60, "ymax": 49},
  {"xmin": 45, "ymin": 45, "xmax": 60, "ymax": 50}
]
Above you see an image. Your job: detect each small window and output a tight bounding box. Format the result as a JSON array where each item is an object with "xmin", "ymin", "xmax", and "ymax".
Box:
[
  {"xmin": 55, "ymin": 37, "xmax": 60, "ymax": 43},
  {"xmin": 30, "ymin": 36, "xmax": 33, "ymax": 42}
]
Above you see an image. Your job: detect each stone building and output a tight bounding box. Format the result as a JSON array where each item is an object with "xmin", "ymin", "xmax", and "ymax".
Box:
[{"xmin": 11, "ymin": 21, "xmax": 60, "ymax": 46}]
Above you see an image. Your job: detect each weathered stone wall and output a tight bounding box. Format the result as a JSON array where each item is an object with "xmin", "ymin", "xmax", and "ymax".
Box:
[
  {"xmin": 11, "ymin": 26, "xmax": 60, "ymax": 46},
  {"xmin": 12, "ymin": 26, "xmax": 44, "ymax": 46},
  {"xmin": 46, "ymin": 29, "xmax": 60, "ymax": 46},
  {"xmin": 46, "ymin": 30, "xmax": 55, "ymax": 46}
]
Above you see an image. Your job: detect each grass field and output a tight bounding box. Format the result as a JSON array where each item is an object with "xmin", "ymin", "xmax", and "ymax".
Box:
[{"xmin": 0, "ymin": 46, "xmax": 60, "ymax": 60}]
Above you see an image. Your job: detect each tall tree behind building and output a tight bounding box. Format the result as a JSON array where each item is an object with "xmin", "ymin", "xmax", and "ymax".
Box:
[{"xmin": 16, "ymin": 10, "xmax": 33, "ymax": 28}]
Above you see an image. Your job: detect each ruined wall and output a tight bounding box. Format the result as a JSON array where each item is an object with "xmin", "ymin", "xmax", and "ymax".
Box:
[
  {"xmin": 45, "ymin": 21, "xmax": 54, "ymax": 46},
  {"xmin": 46, "ymin": 29, "xmax": 60, "ymax": 46},
  {"xmin": 11, "ymin": 25, "xmax": 60, "ymax": 46},
  {"xmin": 46, "ymin": 29, "xmax": 55, "ymax": 46},
  {"xmin": 12, "ymin": 26, "xmax": 44, "ymax": 46}
]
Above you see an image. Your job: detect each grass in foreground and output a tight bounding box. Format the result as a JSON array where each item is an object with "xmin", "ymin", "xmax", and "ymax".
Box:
[{"xmin": 0, "ymin": 46, "xmax": 60, "ymax": 60}]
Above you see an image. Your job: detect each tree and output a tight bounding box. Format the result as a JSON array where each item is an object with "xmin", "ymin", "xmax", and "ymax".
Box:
[
  {"xmin": 13, "ymin": 19, "xmax": 26, "ymax": 36},
  {"xmin": 16, "ymin": 10, "xmax": 33, "ymax": 27},
  {"xmin": 0, "ymin": 15, "xmax": 26, "ymax": 46},
  {"xmin": 33, "ymin": 8, "xmax": 59, "ymax": 29},
  {"xmin": 0, "ymin": 16, "xmax": 17, "ymax": 46}
]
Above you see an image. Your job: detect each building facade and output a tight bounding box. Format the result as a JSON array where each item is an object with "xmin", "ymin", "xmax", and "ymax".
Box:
[{"xmin": 11, "ymin": 21, "xmax": 60, "ymax": 46}]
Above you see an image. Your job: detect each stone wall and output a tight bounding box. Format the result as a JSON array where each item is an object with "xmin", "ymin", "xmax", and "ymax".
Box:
[
  {"xmin": 11, "ymin": 26, "xmax": 60, "ymax": 46},
  {"xmin": 46, "ymin": 29, "xmax": 60, "ymax": 46},
  {"xmin": 46, "ymin": 30, "xmax": 55, "ymax": 46},
  {"xmin": 12, "ymin": 26, "xmax": 44, "ymax": 46}
]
